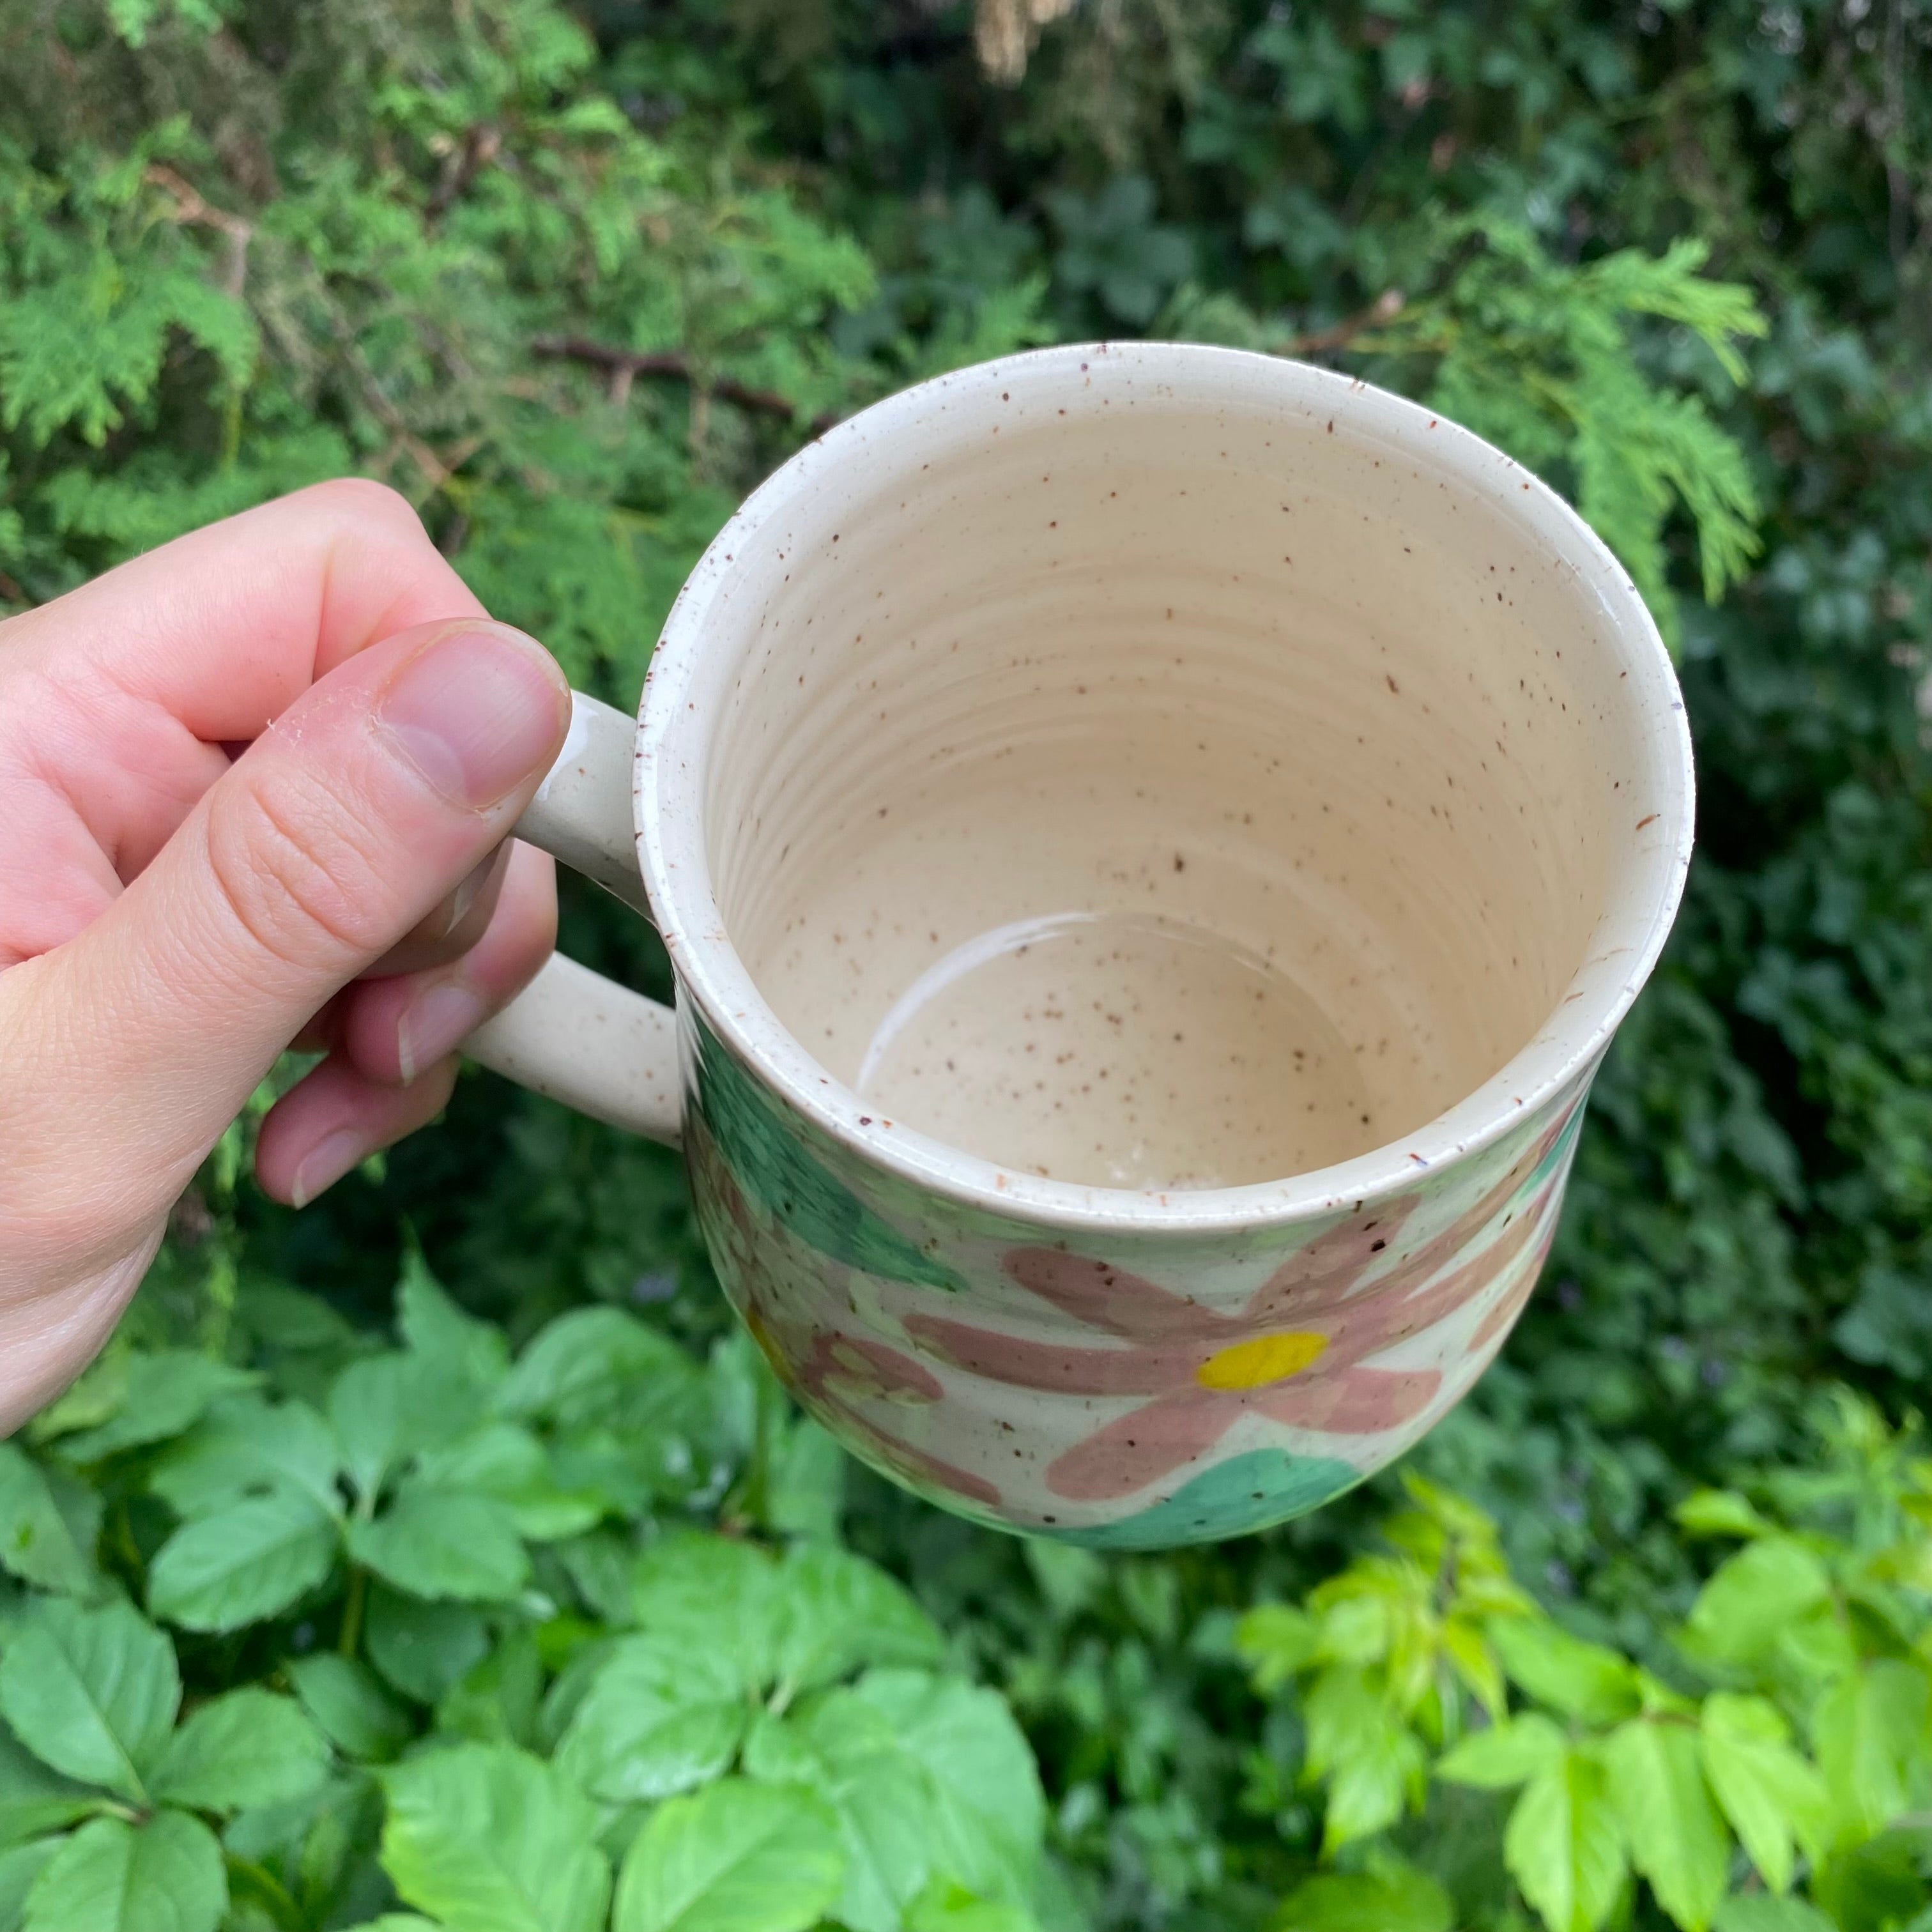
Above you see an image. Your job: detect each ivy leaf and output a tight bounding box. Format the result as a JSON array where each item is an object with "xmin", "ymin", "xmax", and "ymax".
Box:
[
  {"xmin": 1503, "ymin": 1746, "xmax": 1627, "ymax": 1932},
  {"xmin": 1683, "ymin": 1540, "xmax": 1831, "ymax": 1667},
  {"xmin": 1275, "ymin": 1862, "xmax": 1454, "ymax": 1932},
  {"xmin": 347, "ymin": 1482, "xmax": 530, "ymax": 1604},
  {"xmin": 365, "ymin": 1587, "xmax": 492, "ymax": 1705},
  {"xmin": 151, "ymin": 1687, "xmax": 329, "ymax": 1813},
  {"xmin": 769, "ymin": 1546, "xmax": 942, "ymax": 1696},
  {"xmin": 147, "ymin": 1490, "xmax": 339, "ymax": 1632},
  {"xmin": 50, "ymin": 1354, "xmax": 258, "ymax": 1464},
  {"xmin": 0, "ymin": 1600, "xmax": 179, "ymax": 1802},
  {"xmin": 1602, "ymin": 1719, "xmax": 1729, "ymax": 1931},
  {"xmin": 0, "ymin": 1729, "xmax": 101, "ymax": 1848},
  {"xmin": 328, "ymin": 1353, "xmax": 485, "ymax": 1506},
  {"xmin": 613, "ymin": 1777, "xmax": 845, "ymax": 1932},
  {"xmin": 286, "ymin": 1654, "xmax": 414, "ymax": 1763},
  {"xmin": 1699, "ymin": 1693, "xmax": 1831, "ymax": 1894},
  {"xmin": 1437, "ymin": 1713, "xmax": 1567, "ymax": 1790},
  {"xmin": 0, "ymin": 1446, "xmax": 94, "ymax": 1597},
  {"xmin": 20, "ymin": 1810, "xmax": 226, "ymax": 1932},
  {"xmin": 555, "ymin": 1636, "xmax": 747, "ymax": 1803},
  {"xmin": 149, "ymin": 1397, "xmax": 341, "ymax": 1520},
  {"xmin": 380, "ymin": 1743, "xmax": 610, "ymax": 1932},
  {"xmin": 1491, "ymin": 1619, "xmax": 1641, "ymax": 1725},
  {"xmin": 398, "ymin": 1250, "xmax": 510, "ymax": 1392}
]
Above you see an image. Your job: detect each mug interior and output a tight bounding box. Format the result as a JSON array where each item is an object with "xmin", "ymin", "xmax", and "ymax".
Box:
[{"xmin": 642, "ymin": 346, "xmax": 1690, "ymax": 1213}]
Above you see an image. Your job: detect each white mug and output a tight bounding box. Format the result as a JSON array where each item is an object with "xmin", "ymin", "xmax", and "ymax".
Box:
[{"xmin": 464, "ymin": 342, "xmax": 1693, "ymax": 1548}]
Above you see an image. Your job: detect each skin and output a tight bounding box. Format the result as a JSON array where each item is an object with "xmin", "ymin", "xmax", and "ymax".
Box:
[{"xmin": 0, "ymin": 480, "xmax": 575, "ymax": 1433}]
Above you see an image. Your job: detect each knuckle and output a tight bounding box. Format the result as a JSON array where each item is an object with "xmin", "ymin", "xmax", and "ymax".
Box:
[{"xmin": 296, "ymin": 475, "xmax": 424, "ymax": 537}]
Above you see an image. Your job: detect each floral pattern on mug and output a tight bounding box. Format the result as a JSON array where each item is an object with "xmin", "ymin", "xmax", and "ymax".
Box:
[{"xmin": 904, "ymin": 1098, "xmax": 1584, "ymax": 1505}]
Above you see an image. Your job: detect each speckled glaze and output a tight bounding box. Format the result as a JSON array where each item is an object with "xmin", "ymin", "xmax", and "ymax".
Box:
[{"xmin": 468, "ymin": 342, "xmax": 1694, "ymax": 1548}]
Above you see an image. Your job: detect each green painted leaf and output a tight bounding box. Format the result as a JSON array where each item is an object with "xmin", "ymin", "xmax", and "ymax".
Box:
[
  {"xmin": 148, "ymin": 1397, "xmax": 341, "ymax": 1520},
  {"xmin": 365, "ymin": 1587, "xmax": 492, "ymax": 1705},
  {"xmin": 20, "ymin": 1811, "xmax": 225, "ymax": 1932},
  {"xmin": 1699, "ymin": 1694, "xmax": 1830, "ymax": 1894},
  {"xmin": 1491, "ymin": 1618, "xmax": 1640, "ymax": 1724},
  {"xmin": 381, "ymin": 1743, "xmax": 610, "ymax": 1932},
  {"xmin": 0, "ymin": 1600, "xmax": 178, "ymax": 1802},
  {"xmin": 52, "ymin": 1354, "xmax": 259, "ymax": 1464},
  {"xmin": 346, "ymin": 1483, "xmax": 530, "ymax": 1602},
  {"xmin": 1603, "ymin": 1719, "xmax": 1729, "ymax": 1932},
  {"xmin": 0, "ymin": 1447, "xmax": 93, "ymax": 1597},
  {"xmin": 1683, "ymin": 1540, "xmax": 1830, "ymax": 1666},
  {"xmin": 151, "ymin": 1687, "xmax": 328, "ymax": 1813},
  {"xmin": 613, "ymin": 1777, "xmax": 845, "ymax": 1932},
  {"xmin": 286, "ymin": 1653, "xmax": 413, "ymax": 1763},
  {"xmin": 1275, "ymin": 1863, "xmax": 1454, "ymax": 1932},
  {"xmin": 1503, "ymin": 1747, "xmax": 1628, "ymax": 1932},
  {"xmin": 147, "ymin": 1491, "xmax": 338, "ymax": 1632},
  {"xmin": 1437, "ymin": 1713, "xmax": 1567, "ymax": 1790},
  {"xmin": 0, "ymin": 1731, "xmax": 99, "ymax": 1850},
  {"xmin": 555, "ymin": 1636, "xmax": 747, "ymax": 1803},
  {"xmin": 326, "ymin": 1353, "xmax": 486, "ymax": 1506},
  {"xmin": 770, "ymin": 1546, "xmax": 942, "ymax": 1696}
]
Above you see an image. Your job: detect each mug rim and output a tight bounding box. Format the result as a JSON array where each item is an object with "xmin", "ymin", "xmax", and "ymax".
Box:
[{"xmin": 634, "ymin": 341, "xmax": 1695, "ymax": 1234}]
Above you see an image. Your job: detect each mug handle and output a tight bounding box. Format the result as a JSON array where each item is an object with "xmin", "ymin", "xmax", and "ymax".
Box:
[{"xmin": 461, "ymin": 692, "xmax": 683, "ymax": 1145}]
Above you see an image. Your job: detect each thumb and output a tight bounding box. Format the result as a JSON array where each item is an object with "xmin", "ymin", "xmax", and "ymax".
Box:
[{"xmin": 6, "ymin": 618, "xmax": 569, "ymax": 1232}]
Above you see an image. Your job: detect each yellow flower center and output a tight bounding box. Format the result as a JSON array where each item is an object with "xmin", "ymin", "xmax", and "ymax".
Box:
[{"xmin": 1195, "ymin": 1331, "xmax": 1328, "ymax": 1390}]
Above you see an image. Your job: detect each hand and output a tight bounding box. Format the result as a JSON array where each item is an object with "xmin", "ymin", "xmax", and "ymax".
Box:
[{"xmin": 0, "ymin": 480, "xmax": 572, "ymax": 1430}]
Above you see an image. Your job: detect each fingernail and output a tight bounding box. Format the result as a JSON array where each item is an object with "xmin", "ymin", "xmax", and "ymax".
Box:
[
  {"xmin": 289, "ymin": 1127, "xmax": 369, "ymax": 1210},
  {"xmin": 396, "ymin": 981, "xmax": 489, "ymax": 1085},
  {"xmin": 376, "ymin": 624, "xmax": 565, "ymax": 810}
]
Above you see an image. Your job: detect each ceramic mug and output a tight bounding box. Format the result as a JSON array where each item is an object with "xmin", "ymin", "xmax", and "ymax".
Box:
[{"xmin": 464, "ymin": 341, "xmax": 1694, "ymax": 1549}]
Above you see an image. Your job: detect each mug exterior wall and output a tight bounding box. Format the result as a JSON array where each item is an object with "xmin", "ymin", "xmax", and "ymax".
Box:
[{"xmin": 682, "ymin": 992, "xmax": 1592, "ymax": 1549}]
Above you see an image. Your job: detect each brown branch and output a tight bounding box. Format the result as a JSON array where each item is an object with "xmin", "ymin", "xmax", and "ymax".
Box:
[
  {"xmin": 532, "ymin": 335, "xmax": 841, "ymax": 435},
  {"xmin": 1280, "ymin": 288, "xmax": 1406, "ymax": 358},
  {"xmin": 427, "ymin": 124, "xmax": 502, "ymax": 224},
  {"xmin": 0, "ymin": 570, "xmax": 27, "ymax": 606},
  {"xmin": 143, "ymin": 164, "xmax": 253, "ymax": 298}
]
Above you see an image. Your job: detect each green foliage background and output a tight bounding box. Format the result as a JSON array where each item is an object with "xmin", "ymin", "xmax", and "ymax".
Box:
[{"xmin": 3, "ymin": 2, "xmax": 1932, "ymax": 1929}]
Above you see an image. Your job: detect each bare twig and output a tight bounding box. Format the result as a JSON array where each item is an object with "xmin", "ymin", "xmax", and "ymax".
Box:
[
  {"xmin": 1280, "ymin": 288, "xmax": 1406, "ymax": 357},
  {"xmin": 0, "ymin": 570, "xmax": 27, "ymax": 606},
  {"xmin": 531, "ymin": 334, "xmax": 841, "ymax": 435},
  {"xmin": 143, "ymin": 164, "xmax": 253, "ymax": 298},
  {"xmin": 427, "ymin": 123, "xmax": 502, "ymax": 224}
]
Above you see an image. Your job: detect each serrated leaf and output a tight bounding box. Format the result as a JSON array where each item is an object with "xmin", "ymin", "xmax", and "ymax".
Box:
[
  {"xmin": 21, "ymin": 1810, "xmax": 225, "ymax": 1932},
  {"xmin": 397, "ymin": 1251, "xmax": 510, "ymax": 1391},
  {"xmin": 1603, "ymin": 1719, "xmax": 1729, "ymax": 1931},
  {"xmin": 1437, "ymin": 1713, "xmax": 1567, "ymax": 1790},
  {"xmin": 286, "ymin": 1653, "xmax": 413, "ymax": 1763},
  {"xmin": 328, "ymin": 1353, "xmax": 485, "ymax": 1506},
  {"xmin": 51, "ymin": 1354, "xmax": 258, "ymax": 1464},
  {"xmin": 0, "ymin": 1447, "xmax": 93, "ymax": 1597},
  {"xmin": 1684, "ymin": 1540, "xmax": 1831, "ymax": 1666},
  {"xmin": 769, "ymin": 1546, "xmax": 942, "ymax": 1695},
  {"xmin": 1234, "ymin": 1604, "xmax": 1317, "ymax": 1691},
  {"xmin": 348, "ymin": 1482, "xmax": 530, "ymax": 1602},
  {"xmin": 1492, "ymin": 1618, "xmax": 1640, "ymax": 1724},
  {"xmin": 1275, "ymin": 1862, "xmax": 1454, "ymax": 1932},
  {"xmin": 149, "ymin": 1397, "xmax": 341, "ymax": 1520},
  {"xmin": 381, "ymin": 1744, "xmax": 610, "ymax": 1932},
  {"xmin": 415, "ymin": 1425, "xmax": 600, "ymax": 1542},
  {"xmin": 147, "ymin": 1490, "xmax": 338, "ymax": 1632},
  {"xmin": 435, "ymin": 1627, "xmax": 543, "ymax": 1749},
  {"xmin": 0, "ymin": 1600, "xmax": 178, "ymax": 1802},
  {"xmin": 0, "ymin": 1729, "xmax": 101, "ymax": 1848},
  {"xmin": 1503, "ymin": 1747, "xmax": 1627, "ymax": 1932},
  {"xmin": 1441, "ymin": 1615, "xmax": 1508, "ymax": 1718},
  {"xmin": 629, "ymin": 1534, "xmax": 785, "ymax": 1693},
  {"xmin": 152, "ymin": 1687, "xmax": 328, "ymax": 1813},
  {"xmin": 555, "ymin": 1636, "xmax": 747, "ymax": 1803},
  {"xmin": 1699, "ymin": 1693, "xmax": 1830, "ymax": 1894},
  {"xmin": 496, "ymin": 1309, "xmax": 694, "ymax": 1428},
  {"xmin": 365, "ymin": 1587, "xmax": 491, "ymax": 1705},
  {"xmin": 613, "ymin": 1777, "xmax": 845, "ymax": 1932},
  {"xmin": 1810, "ymin": 1659, "xmax": 1928, "ymax": 1843}
]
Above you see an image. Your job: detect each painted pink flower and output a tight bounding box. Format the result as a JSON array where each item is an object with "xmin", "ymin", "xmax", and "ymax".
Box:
[{"xmin": 905, "ymin": 1105, "xmax": 1577, "ymax": 1502}]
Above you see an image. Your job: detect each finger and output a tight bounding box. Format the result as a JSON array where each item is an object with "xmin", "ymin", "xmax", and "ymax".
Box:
[
  {"xmin": 3, "ymin": 617, "xmax": 569, "ymax": 1241},
  {"xmin": 337, "ymin": 839, "xmax": 557, "ymax": 1090},
  {"xmin": 360, "ymin": 841, "xmax": 512, "ymax": 981},
  {"xmin": 253, "ymin": 1054, "xmax": 461, "ymax": 1209}
]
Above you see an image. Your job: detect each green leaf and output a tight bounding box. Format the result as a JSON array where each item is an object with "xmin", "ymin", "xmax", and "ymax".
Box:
[
  {"xmin": 555, "ymin": 1636, "xmax": 748, "ymax": 1803},
  {"xmin": 1699, "ymin": 1694, "xmax": 1831, "ymax": 1894},
  {"xmin": 769, "ymin": 1546, "xmax": 942, "ymax": 1696},
  {"xmin": 1491, "ymin": 1618, "xmax": 1641, "ymax": 1724},
  {"xmin": 415, "ymin": 1425, "xmax": 600, "ymax": 1542},
  {"xmin": 347, "ymin": 1483, "xmax": 530, "ymax": 1602},
  {"xmin": 52, "ymin": 1354, "xmax": 258, "ymax": 1463},
  {"xmin": 0, "ymin": 1600, "xmax": 179, "ymax": 1802},
  {"xmin": 21, "ymin": 1811, "xmax": 225, "ymax": 1932},
  {"xmin": 1603, "ymin": 1719, "xmax": 1729, "ymax": 1931},
  {"xmin": 148, "ymin": 1397, "xmax": 341, "ymax": 1520},
  {"xmin": 1275, "ymin": 1863, "xmax": 1454, "ymax": 1932},
  {"xmin": 1810, "ymin": 1659, "xmax": 1929, "ymax": 1843},
  {"xmin": 496, "ymin": 1308, "xmax": 694, "ymax": 1429},
  {"xmin": 365, "ymin": 1587, "xmax": 492, "ymax": 1705},
  {"xmin": 328, "ymin": 1353, "xmax": 485, "ymax": 1505},
  {"xmin": 1809, "ymin": 1830, "xmax": 1928, "ymax": 1932},
  {"xmin": 0, "ymin": 1840, "xmax": 60, "ymax": 1928},
  {"xmin": 0, "ymin": 1729, "xmax": 100, "ymax": 1849},
  {"xmin": 151, "ymin": 1687, "xmax": 328, "ymax": 1813},
  {"xmin": 1674, "ymin": 1491, "xmax": 1772, "ymax": 1540},
  {"xmin": 1437, "ymin": 1713, "xmax": 1567, "ymax": 1790},
  {"xmin": 1235, "ymin": 1604, "xmax": 1317, "ymax": 1692},
  {"xmin": 0, "ymin": 1447, "xmax": 93, "ymax": 1597},
  {"xmin": 1301, "ymin": 1667, "xmax": 1426, "ymax": 1850},
  {"xmin": 147, "ymin": 1490, "xmax": 338, "ymax": 1632},
  {"xmin": 381, "ymin": 1744, "xmax": 610, "ymax": 1932},
  {"xmin": 435, "ymin": 1629, "xmax": 544, "ymax": 1749},
  {"xmin": 397, "ymin": 1250, "xmax": 510, "ymax": 1392},
  {"xmin": 1503, "ymin": 1747, "xmax": 1627, "ymax": 1932},
  {"xmin": 629, "ymin": 1534, "xmax": 785, "ymax": 1693},
  {"xmin": 1710, "ymin": 1899, "xmax": 1835, "ymax": 1932},
  {"xmin": 1683, "ymin": 1540, "xmax": 1831, "ymax": 1666},
  {"xmin": 613, "ymin": 1777, "xmax": 845, "ymax": 1932},
  {"xmin": 903, "ymin": 1877, "xmax": 1039, "ymax": 1932},
  {"xmin": 286, "ymin": 1653, "xmax": 413, "ymax": 1763}
]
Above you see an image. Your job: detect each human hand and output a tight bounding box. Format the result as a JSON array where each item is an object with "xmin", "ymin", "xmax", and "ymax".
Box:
[{"xmin": 0, "ymin": 480, "xmax": 571, "ymax": 1430}]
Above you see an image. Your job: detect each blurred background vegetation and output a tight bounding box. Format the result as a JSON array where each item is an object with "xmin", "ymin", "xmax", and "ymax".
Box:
[{"xmin": 4, "ymin": 3, "xmax": 1932, "ymax": 1929}]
